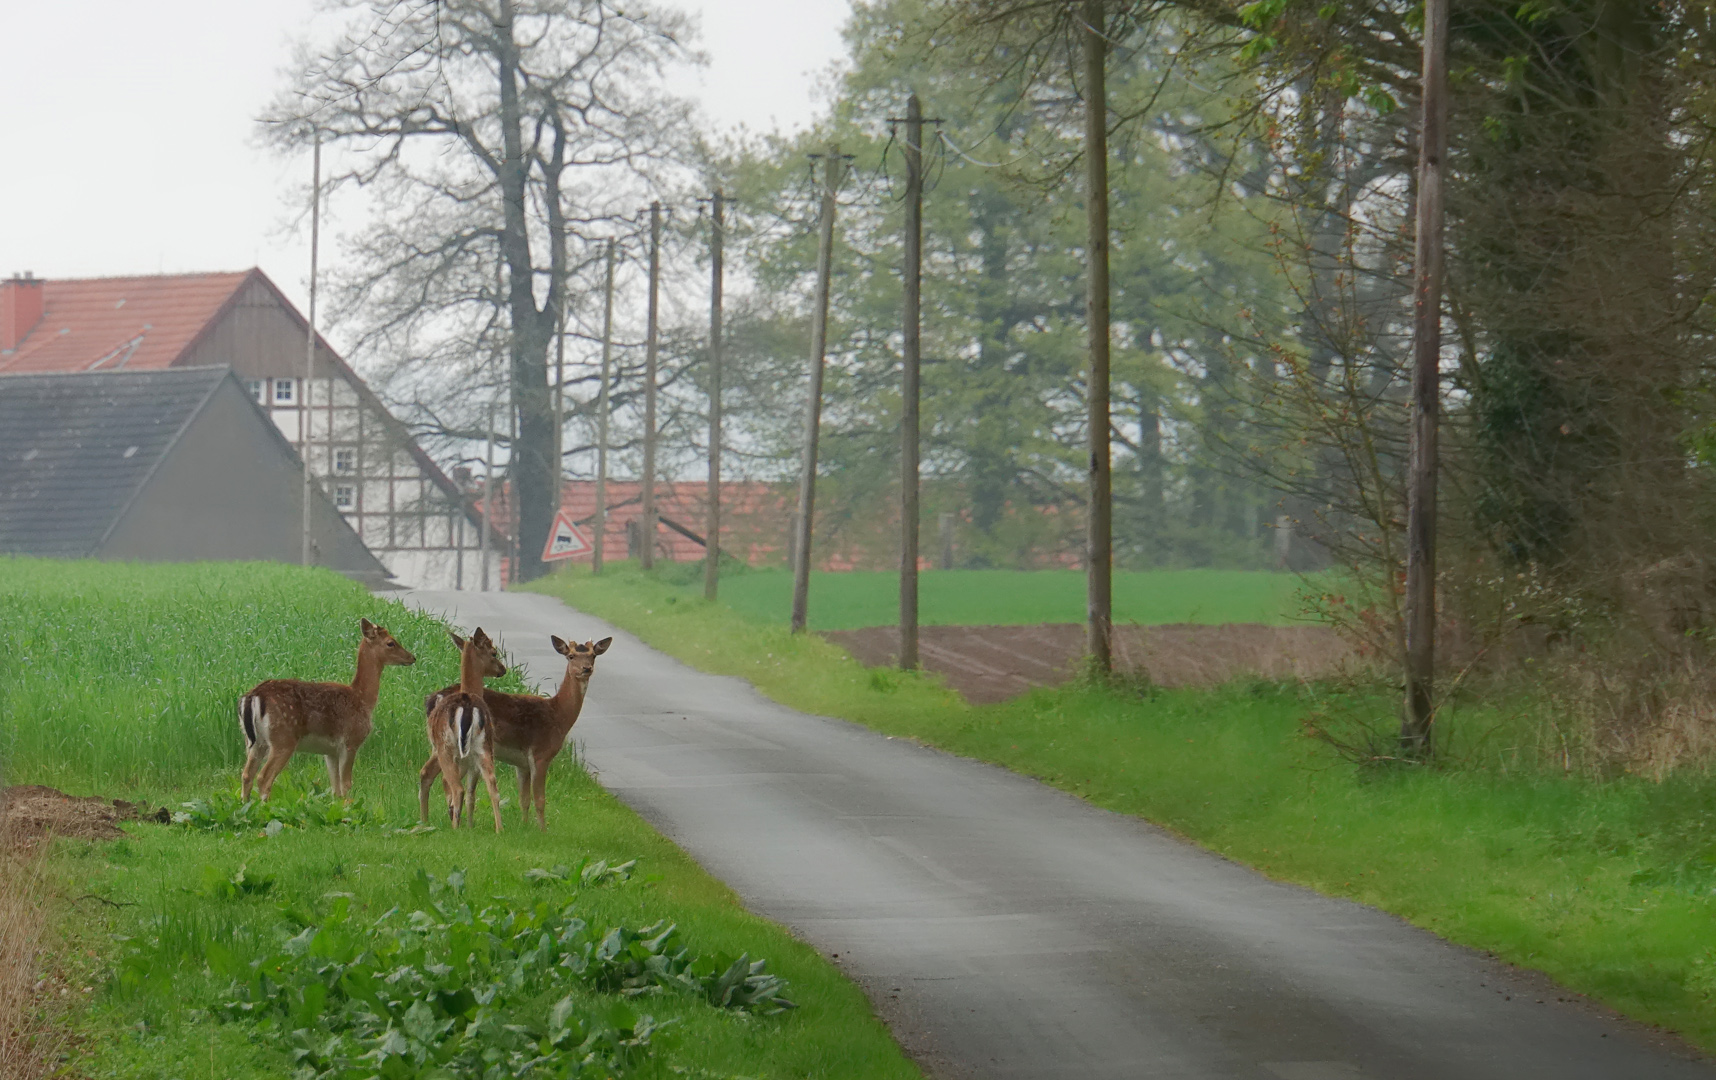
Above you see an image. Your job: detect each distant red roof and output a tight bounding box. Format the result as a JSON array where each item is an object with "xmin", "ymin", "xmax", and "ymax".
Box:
[{"xmin": 0, "ymin": 271, "xmax": 252, "ymax": 374}]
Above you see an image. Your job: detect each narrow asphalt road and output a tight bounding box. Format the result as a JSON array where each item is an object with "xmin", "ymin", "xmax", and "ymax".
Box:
[{"xmin": 403, "ymin": 588, "xmax": 1713, "ymax": 1080}]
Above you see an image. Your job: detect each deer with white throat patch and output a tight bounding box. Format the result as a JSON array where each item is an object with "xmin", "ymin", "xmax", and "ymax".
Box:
[{"xmin": 420, "ymin": 635, "xmax": 611, "ymax": 830}]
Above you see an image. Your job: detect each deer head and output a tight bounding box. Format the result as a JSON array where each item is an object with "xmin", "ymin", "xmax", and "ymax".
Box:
[
  {"xmin": 360, "ymin": 618, "xmax": 417, "ymax": 666},
  {"xmin": 450, "ymin": 628, "xmax": 508, "ymax": 679},
  {"xmin": 552, "ymin": 635, "xmax": 612, "ymax": 684}
]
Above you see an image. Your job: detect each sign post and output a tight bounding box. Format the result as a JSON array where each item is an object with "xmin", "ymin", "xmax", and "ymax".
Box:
[{"xmin": 541, "ymin": 508, "xmax": 592, "ymax": 563}]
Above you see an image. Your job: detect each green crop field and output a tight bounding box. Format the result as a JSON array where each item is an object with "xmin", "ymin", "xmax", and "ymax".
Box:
[
  {"xmin": 569, "ymin": 564, "xmax": 1311, "ymax": 631},
  {"xmin": 0, "ymin": 558, "xmax": 918, "ymax": 1080},
  {"xmin": 524, "ymin": 563, "xmax": 1716, "ymax": 1053}
]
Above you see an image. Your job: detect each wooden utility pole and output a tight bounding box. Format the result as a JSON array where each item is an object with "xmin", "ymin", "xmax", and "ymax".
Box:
[
  {"xmin": 790, "ymin": 145, "xmax": 844, "ymax": 633},
  {"xmin": 553, "ymin": 290, "xmax": 565, "ymax": 493},
  {"xmin": 641, "ymin": 201, "xmax": 662, "ymax": 570},
  {"xmin": 593, "ymin": 238, "xmax": 616, "ymax": 576},
  {"xmin": 301, "ymin": 130, "xmax": 321, "ymax": 568},
  {"xmin": 1402, "ymin": 0, "xmax": 1450, "ymax": 755},
  {"xmin": 1082, "ymin": 0, "xmax": 1114, "ymax": 674},
  {"xmin": 900, "ymin": 96, "xmax": 925, "ymax": 670},
  {"xmin": 705, "ymin": 190, "xmax": 726, "ymax": 601},
  {"xmin": 481, "ymin": 401, "xmax": 495, "ymax": 591}
]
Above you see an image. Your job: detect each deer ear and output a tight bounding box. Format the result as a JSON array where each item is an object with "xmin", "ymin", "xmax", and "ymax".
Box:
[
  {"xmin": 552, "ymin": 635, "xmax": 570, "ymax": 656},
  {"xmin": 361, "ymin": 617, "xmax": 377, "ymax": 637},
  {"xmin": 592, "ymin": 637, "xmax": 613, "ymax": 656},
  {"xmin": 448, "ymin": 631, "xmax": 466, "ymax": 650}
]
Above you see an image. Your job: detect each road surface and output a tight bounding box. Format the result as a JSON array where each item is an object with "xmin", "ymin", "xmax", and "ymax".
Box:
[{"xmin": 403, "ymin": 588, "xmax": 1713, "ymax": 1080}]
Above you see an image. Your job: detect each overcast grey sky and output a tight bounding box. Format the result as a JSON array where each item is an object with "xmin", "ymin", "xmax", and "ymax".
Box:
[{"xmin": 0, "ymin": 0, "xmax": 850, "ymax": 317}]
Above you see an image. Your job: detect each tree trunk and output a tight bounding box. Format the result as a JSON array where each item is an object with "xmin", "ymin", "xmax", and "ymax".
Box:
[{"xmin": 494, "ymin": 0, "xmax": 556, "ymax": 583}]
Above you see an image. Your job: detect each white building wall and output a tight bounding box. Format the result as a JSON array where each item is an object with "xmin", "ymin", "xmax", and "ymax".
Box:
[{"xmin": 248, "ymin": 375, "xmax": 494, "ymax": 590}]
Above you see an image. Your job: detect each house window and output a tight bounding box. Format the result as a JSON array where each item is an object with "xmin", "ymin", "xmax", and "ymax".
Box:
[
  {"xmin": 334, "ymin": 484, "xmax": 355, "ymax": 510},
  {"xmin": 273, "ymin": 378, "xmax": 297, "ymax": 404},
  {"xmin": 247, "ymin": 379, "xmax": 265, "ymax": 404},
  {"xmin": 333, "ymin": 447, "xmax": 356, "ymax": 474}
]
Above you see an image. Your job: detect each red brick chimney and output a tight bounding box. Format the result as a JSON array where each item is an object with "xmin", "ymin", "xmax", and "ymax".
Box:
[{"xmin": 1, "ymin": 272, "xmax": 45, "ymax": 351}]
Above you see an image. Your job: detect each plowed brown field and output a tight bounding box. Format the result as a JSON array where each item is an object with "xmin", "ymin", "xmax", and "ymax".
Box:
[{"xmin": 822, "ymin": 623, "xmax": 1354, "ymax": 704}]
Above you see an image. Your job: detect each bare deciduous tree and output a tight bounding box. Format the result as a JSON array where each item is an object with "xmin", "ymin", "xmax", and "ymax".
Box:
[{"xmin": 264, "ymin": 0, "xmax": 695, "ymax": 580}]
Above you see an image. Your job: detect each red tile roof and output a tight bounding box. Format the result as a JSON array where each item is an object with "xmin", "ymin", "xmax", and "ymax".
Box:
[{"xmin": 0, "ymin": 271, "xmax": 252, "ymax": 374}]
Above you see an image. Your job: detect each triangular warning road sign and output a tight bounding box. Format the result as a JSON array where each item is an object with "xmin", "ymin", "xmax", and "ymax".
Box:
[{"xmin": 541, "ymin": 508, "xmax": 592, "ymax": 561}]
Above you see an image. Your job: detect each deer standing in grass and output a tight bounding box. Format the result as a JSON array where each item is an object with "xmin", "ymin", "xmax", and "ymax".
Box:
[
  {"xmin": 238, "ymin": 618, "xmax": 416, "ymax": 801},
  {"xmin": 420, "ymin": 635, "xmax": 611, "ymax": 831},
  {"xmin": 424, "ymin": 628, "xmax": 508, "ymax": 831}
]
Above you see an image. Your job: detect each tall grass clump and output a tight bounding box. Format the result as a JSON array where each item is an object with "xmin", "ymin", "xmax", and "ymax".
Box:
[
  {"xmin": 0, "ymin": 847, "xmax": 55, "ymax": 1080},
  {"xmin": 0, "ymin": 558, "xmax": 521, "ymax": 794}
]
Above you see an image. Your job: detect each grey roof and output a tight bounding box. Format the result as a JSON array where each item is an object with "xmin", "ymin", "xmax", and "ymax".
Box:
[{"xmin": 0, "ymin": 366, "xmax": 227, "ymax": 557}]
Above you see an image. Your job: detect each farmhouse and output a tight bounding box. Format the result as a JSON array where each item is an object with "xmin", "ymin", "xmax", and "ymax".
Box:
[
  {"xmin": 0, "ymin": 366, "xmax": 386, "ymax": 579},
  {"xmin": 0, "ymin": 270, "xmax": 499, "ymax": 588}
]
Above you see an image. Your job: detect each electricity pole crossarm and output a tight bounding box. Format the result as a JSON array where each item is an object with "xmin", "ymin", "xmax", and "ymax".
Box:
[{"xmin": 790, "ymin": 144, "xmax": 845, "ymax": 634}]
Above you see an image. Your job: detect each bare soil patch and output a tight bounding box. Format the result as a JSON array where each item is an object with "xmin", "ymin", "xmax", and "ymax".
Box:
[
  {"xmin": 823, "ymin": 623, "xmax": 1355, "ymax": 704},
  {"xmin": 0, "ymin": 785, "xmax": 167, "ymax": 853}
]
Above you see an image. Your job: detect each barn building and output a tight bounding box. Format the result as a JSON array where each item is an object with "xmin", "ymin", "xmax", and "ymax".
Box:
[
  {"xmin": 0, "ymin": 270, "xmax": 499, "ymax": 588},
  {"xmin": 0, "ymin": 366, "xmax": 387, "ymax": 579}
]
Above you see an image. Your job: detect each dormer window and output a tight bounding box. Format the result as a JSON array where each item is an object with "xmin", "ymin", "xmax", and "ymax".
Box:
[{"xmin": 273, "ymin": 378, "xmax": 297, "ymax": 404}]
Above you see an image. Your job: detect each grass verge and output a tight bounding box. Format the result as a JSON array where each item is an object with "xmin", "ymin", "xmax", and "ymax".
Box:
[
  {"xmin": 524, "ymin": 562, "xmax": 1716, "ymax": 1051},
  {"xmin": 0, "ymin": 558, "xmax": 919, "ymax": 1080},
  {"xmin": 659, "ymin": 564, "xmax": 1307, "ymax": 630}
]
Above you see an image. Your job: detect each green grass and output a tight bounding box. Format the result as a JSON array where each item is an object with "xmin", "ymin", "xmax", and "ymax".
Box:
[
  {"xmin": 1, "ymin": 558, "xmax": 919, "ymax": 1080},
  {"xmin": 620, "ymin": 565, "xmax": 1307, "ymax": 630},
  {"xmin": 524, "ymin": 563, "xmax": 1716, "ymax": 1051}
]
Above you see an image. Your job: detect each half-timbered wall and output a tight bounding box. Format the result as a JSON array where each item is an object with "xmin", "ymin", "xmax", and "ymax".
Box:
[{"xmin": 185, "ymin": 278, "xmax": 495, "ymax": 590}]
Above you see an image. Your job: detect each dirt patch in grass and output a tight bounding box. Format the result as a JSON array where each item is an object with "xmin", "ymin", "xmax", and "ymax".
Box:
[
  {"xmin": 823, "ymin": 623, "xmax": 1355, "ymax": 703},
  {"xmin": 0, "ymin": 786, "xmax": 167, "ymax": 852}
]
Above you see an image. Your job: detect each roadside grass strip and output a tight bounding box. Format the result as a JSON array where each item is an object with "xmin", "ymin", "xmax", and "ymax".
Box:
[
  {"xmin": 525, "ymin": 563, "xmax": 1716, "ymax": 1051},
  {"xmin": 634, "ymin": 562, "xmax": 1309, "ymax": 630},
  {"xmin": 0, "ymin": 558, "xmax": 920, "ymax": 1080}
]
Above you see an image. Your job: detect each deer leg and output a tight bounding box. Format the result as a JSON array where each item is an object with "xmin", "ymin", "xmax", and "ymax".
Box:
[
  {"xmin": 418, "ymin": 755, "xmax": 442, "ymax": 824},
  {"xmin": 241, "ymin": 746, "xmax": 264, "ymax": 802},
  {"xmin": 255, "ymin": 740, "xmax": 298, "ymax": 802},
  {"xmin": 323, "ymin": 754, "xmax": 339, "ymax": 795},
  {"xmin": 516, "ymin": 764, "xmax": 531, "ymax": 823},
  {"xmin": 337, "ymin": 745, "xmax": 359, "ymax": 799},
  {"xmin": 481, "ymin": 754, "xmax": 503, "ymax": 834},
  {"xmin": 532, "ymin": 756, "xmax": 549, "ymax": 831},
  {"xmin": 433, "ymin": 743, "xmax": 462, "ymax": 827}
]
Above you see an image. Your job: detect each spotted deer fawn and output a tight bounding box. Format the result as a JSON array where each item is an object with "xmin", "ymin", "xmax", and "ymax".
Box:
[
  {"xmin": 423, "ymin": 628, "xmax": 508, "ymax": 831},
  {"xmin": 421, "ymin": 635, "xmax": 611, "ymax": 831},
  {"xmin": 238, "ymin": 618, "xmax": 416, "ymax": 801}
]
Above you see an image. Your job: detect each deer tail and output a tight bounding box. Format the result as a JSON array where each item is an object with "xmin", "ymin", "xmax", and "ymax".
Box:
[
  {"xmin": 239, "ymin": 694, "xmax": 264, "ymax": 751},
  {"xmin": 454, "ymin": 701, "xmax": 483, "ymax": 758},
  {"xmin": 425, "ymin": 691, "xmax": 443, "ymax": 717}
]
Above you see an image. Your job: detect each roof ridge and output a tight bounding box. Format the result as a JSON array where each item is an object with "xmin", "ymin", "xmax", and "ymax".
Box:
[{"xmin": 20, "ymin": 269, "xmax": 254, "ymax": 284}]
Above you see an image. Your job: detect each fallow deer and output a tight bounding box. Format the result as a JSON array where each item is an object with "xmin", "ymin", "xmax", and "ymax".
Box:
[
  {"xmin": 238, "ymin": 618, "xmax": 416, "ymax": 802},
  {"xmin": 424, "ymin": 628, "xmax": 507, "ymax": 832},
  {"xmin": 420, "ymin": 635, "xmax": 612, "ymax": 831}
]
